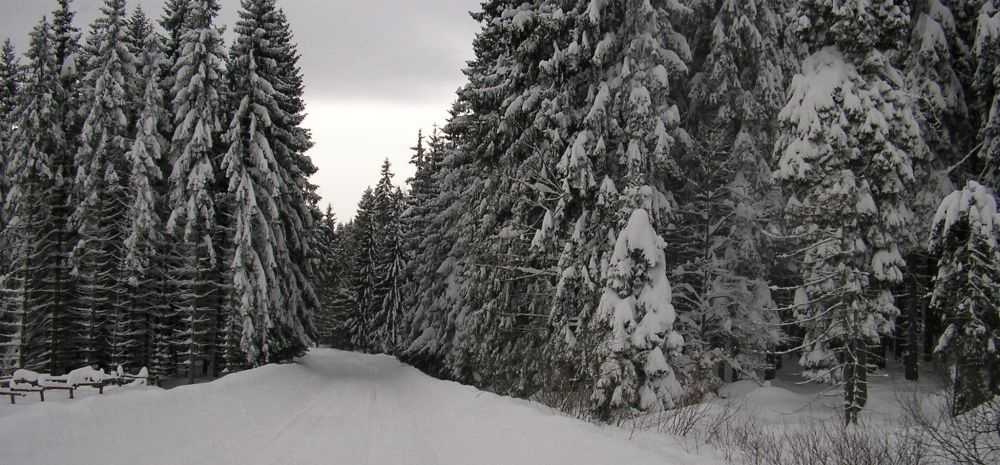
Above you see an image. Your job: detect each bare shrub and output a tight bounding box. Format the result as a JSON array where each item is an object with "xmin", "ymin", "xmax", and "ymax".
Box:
[
  {"xmin": 902, "ymin": 393, "xmax": 1000, "ymax": 465},
  {"xmin": 732, "ymin": 421, "xmax": 929, "ymax": 465},
  {"xmin": 663, "ymin": 400, "xmax": 933, "ymax": 465},
  {"xmin": 657, "ymin": 402, "xmax": 717, "ymax": 437}
]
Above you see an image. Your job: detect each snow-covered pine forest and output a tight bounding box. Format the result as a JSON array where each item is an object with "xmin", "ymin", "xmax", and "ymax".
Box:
[
  {"xmin": 0, "ymin": 0, "xmax": 316, "ymax": 380},
  {"xmin": 317, "ymin": 0, "xmax": 1000, "ymax": 426},
  {"xmin": 1, "ymin": 0, "xmax": 999, "ymax": 464}
]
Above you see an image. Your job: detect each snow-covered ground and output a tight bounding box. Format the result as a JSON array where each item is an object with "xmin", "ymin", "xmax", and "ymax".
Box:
[
  {"xmin": 714, "ymin": 357, "xmax": 948, "ymax": 427},
  {"xmin": 0, "ymin": 349, "xmax": 721, "ymax": 465}
]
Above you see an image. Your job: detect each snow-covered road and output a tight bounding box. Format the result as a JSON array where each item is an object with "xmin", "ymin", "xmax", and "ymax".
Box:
[{"xmin": 0, "ymin": 349, "xmax": 716, "ymax": 465}]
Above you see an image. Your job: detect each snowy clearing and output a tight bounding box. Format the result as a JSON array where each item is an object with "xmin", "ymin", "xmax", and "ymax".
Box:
[
  {"xmin": 713, "ymin": 360, "xmax": 948, "ymax": 427},
  {"xmin": 0, "ymin": 349, "xmax": 719, "ymax": 465}
]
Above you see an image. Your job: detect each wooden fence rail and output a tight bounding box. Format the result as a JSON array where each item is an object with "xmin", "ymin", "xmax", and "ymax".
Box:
[{"xmin": 0, "ymin": 370, "xmax": 157, "ymax": 406}]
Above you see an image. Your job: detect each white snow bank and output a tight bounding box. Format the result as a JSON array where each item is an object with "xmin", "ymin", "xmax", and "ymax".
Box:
[
  {"xmin": 66, "ymin": 366, "xmax": 111, "ymax": 386},
  {"xmin": 0, "ymin": 349, "xmax": 722, "ymax": 465},
  {"xmin": 10, "ymin": 369, "xmax": 43, "ymax": 389}
]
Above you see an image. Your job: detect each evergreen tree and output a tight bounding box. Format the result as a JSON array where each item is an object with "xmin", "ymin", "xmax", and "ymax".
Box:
[
  {"xmin": 973, "ymin": 1, "xmax": 1000, "ymax": 186},
  {"xmin": 775, "ymin": 0, "xmax": 923, "ymax": 424},
  {"xmin": 51, "ymin": 0, "xmax": 83, "ymax": 146},
  {"xmin": 369, "ymin": 161, "xmax": 406, "ymax": 353},
  {"xmin": 543, "ymin": 0, "xmax": 691, "ymax": 416},
  {"xmin": 123, "ymin": 13, "xmax": 167, "ymax": 373},
  {"xmin": 72, "ymin": 0, "xmax": 137, "ymax": 369},
  {"xmin": 928, "ymin": 181, "xmax": 1000, "ymax": 414},
  {"xmin": 0, "ymin": 39, "xmax": 19, "ymax": 215},
  {"xmin": 4, "ymin": 17, "xmax": 76, "ymax": 374},
  {"xmin": 160, "ymin": 0, "xmax": 192, "ymax": 109},
  {"xmin": 592, "ymin": 206, "xmax": 683, "ymax": 418},
  {"xmin": 673, "ymin": 0, "xmax": 790, "ymax": 390},
  {"xmin": 125, "ymin": 7, "xmax": 157, "ymax": 125},
  {"xmin": 223, "ymin": 0, "xmax": 317, "ymax": 367},
  {"xmin": 349, "ymin": 188, "xmax": 378, "ymax": 351},
  {"xmin": 52, "ymin": 0, "xmax": 84, "ymax": 223},
  {"xmin": 332, "ymin": 222, "xmax": 360, "ymax": 349},
  {"xmin": 312, "ymin": 205, "xmax": 340, "ymax": 347},
  {"xmin": 263, "ymin": 3, "xmax": 320, "ymax": 362},
  {"xmin": 0, "ymin": 39, "xmax": 19, "ymax": 371},
  {"xmin": 54, "ymin": 0, "xmax": 83, "ymax": 373},
  {"xmin": 899, "ymin": 0, "xmax": 975, "ymax": 381},
  {"xmin": 167, "ymin": 0, "xmax": 226, "ymax": 381},
  {"xmin": 399, "ymin": 1, "xmax": 693, "ymax": 412},
  {"xmin": 401, "ymin": 124, "xmax": 459, "ymax": 368}
]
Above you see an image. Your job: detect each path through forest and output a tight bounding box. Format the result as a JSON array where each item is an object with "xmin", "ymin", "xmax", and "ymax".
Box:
[{"xmin": 0, "ymin": 349, "xmax": 719, "ymax": 465}]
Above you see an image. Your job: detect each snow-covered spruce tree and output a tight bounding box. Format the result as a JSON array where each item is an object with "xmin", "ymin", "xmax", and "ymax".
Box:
[
  {"xmin": 928, "ymin": 181, "xmax": 1000, "ymax": 415},
  {"xmin": 591, "ymin": 204, "xmax": 684, "ymax": 419},
  {"xmin": 328, "ymin": 221, "xmax": 359, "ymax": 350},
  {"xmin": 71, "ymin": 0, "xmax": 137, "ymax": 369},
  {"xmin": 375, "ymin": 187, "xmax": 407, "ymax": 354},
  {"xmin": 123, "ymin": 14, "xmax": 168, "ymax": 373},
  {"xmin": 400, "ymin": 0, "xmax": 691, "ymax": 409},
  {"xmin": 4, "ymin": 17, "xmax": 76, "ymax": 373},
  {"xmin": 311, "ymin": 205, "xmax": 341, "ymax": 347},
  {"xmin": 52, "ymin": 0, "xmax": 85, "ymax": 242},
  {"xmin": 400, "ymin": 4, "xmax": 516, "ymax": 376},
  {"xmin": 365, "ymin": 158, "xmax": 398, "ymax": 353},
  {"xmin": 401, "ymin": 126, "xmax": 460, "ymax": 371},
  {"xmin": 271, "ymin": 7, "xmax": 316, "ymax": 206},
  {"xmin": 156, "ymin": 0, "xmax": 193, "ymax": 374},
  {"xmin": 908, "ymin": 0, "xmax": 975, "ymax": 179},
  {"xmin": 312, "ymin": 217, "xmax": 359, "ymax": 351},
  {"xmin": 168, "ymin": 0, "xmax": 226, "ymax": 381},
  {"xmin": 354, "ymin": 171, "xmax": 407, "ymax": 360},
  {"xmin": 899, "ymin": 0, "xmax": 976, "ymax": 381},
  {"xmin": 223, "ymin": 0, "xmax": 315, "ymax": 367},
  {"xmin": 973, "ymin": 1, "xmax": 1000, "ymax": 187},
  {"xmin": 270, "ymin": 4, "xmax": 321, "ymax": 363},
  {"xmin": 0, "ymin": 39, "xmax": 20, "ymax": 371},
  {"xmin": 0, "ymin": 39, "xmax": 18, "ymax": 212},
  {"xmin": 51, "ymin": 0, "xmax": 84, "ymax": 150},
  {"xmin": 399, "ymin": 130, "xmax": 446, "ymax": 357},
  {"xmin": 775, "ymin": 0, "xmax": 924, "ymax": 424},
  {"xmin": 348, "ymin": 188, "xmax": 378, "ymax": 351},
  {"xmin": 125, "ymin": 8, "xmax": 157, "ymax": 122},
  {"xmin": 671, "ymin": 0, "xmax": 790, "ymax": 391},
  {"xmin": 225, "ymin": 0, "xmax": 319, "ymax": 365},
  {"xmin": 400, "ymin": 2, "xmax": 578, "ymax": 390},
  {"xmin": 10, "ymin": 0, "xmax": 84, "ymax": 374},
  {"xmin": 403, "ymin": 129, "xmax": 447, "ymax": 265},
  {"xmin": 159, "ymin": 0, "xmax": 191, "ymax": 111},
  {"xmin": 404, "ymin": 130, "xmax": 433, "ymax": 252},
  {"xmin": 365, "ymin": 161, "xmax": 405, "ymax": 353},
  {"xmin": 534, "ymin": 0, "xmax": 691, "ymax": 417}
]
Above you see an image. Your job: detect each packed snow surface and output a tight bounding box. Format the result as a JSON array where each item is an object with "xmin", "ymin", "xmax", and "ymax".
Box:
[{"xmin": 0, "ymin": 349, "xmax": 718, "ymax": 465}]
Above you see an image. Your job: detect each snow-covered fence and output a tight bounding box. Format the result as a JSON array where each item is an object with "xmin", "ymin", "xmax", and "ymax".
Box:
[
  {"xmin": 0, "ymin": 375, "xmax": 24, "ymax": 404},
  {"xmin": 0, "ymin": 366, "xmax": 154, "ymax": 405}
]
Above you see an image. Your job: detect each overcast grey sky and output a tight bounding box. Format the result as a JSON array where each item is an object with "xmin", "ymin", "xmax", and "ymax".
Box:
[{"xmin": 0, "ymin": 0, "xmax": 481, "ymax": 220}]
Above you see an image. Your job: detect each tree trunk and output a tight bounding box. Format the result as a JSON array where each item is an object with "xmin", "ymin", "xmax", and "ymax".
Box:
[
  {"xmin": 904, "ymin": 299, "xmax": 919, "ymax": 381},
  {"xmin": 844, "ymin": 339, "xmax": 868, "ymax": 425},
  {"xmin": 765, "ymin": 352, "xmax": 778, "ymax": 380}
]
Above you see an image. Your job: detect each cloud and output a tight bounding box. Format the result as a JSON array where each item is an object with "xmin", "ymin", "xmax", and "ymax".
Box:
[
  {"xmin": 285, "ymin": 0, "xmax": 479, "ymax": 103},
  {"xmin": 2, "ymin": 0, "xmax": 480, "ymax": 104}
]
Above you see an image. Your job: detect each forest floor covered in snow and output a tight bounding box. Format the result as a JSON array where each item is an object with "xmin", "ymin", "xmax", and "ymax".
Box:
[
  {"xmin": 716, "ymin": 358, "xmax": 948, "ymax": 427},
  {"xmin": 0, "ymin": 349, "xmax": 722, "ymax": 465},
  {"xmin": 625, "ymin": 358, "xmax": 961, "ymax": 465}
]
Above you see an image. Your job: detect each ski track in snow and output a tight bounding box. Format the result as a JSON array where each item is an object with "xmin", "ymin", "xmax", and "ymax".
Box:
[{"xmin": 0, "ymin": 349, "xmax": 719, "ymax": 465}]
